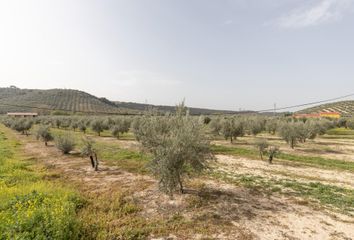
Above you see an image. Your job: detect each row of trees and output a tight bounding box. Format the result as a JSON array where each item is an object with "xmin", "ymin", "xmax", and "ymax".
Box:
[
  {"xmin": 31, "ymin": 124, "xmax": 100, "ymax": 171},
  {"xmin": 209, "ymin": 116, "xmax": 336, "ymax": 149},
  {"xmin": 1, "ymin": 105, "xmax": 214, "ymax": 195},
  {"xmin": 2, "ymin": 113, "xmax": 353, "ymax": 195},
  {"xmin": 2, "ymin": 118, "xmax": 33, "ymax": 136},
  {"xmin": 31, "ymin": 116, "xmax": 133, "ymax": 138}
]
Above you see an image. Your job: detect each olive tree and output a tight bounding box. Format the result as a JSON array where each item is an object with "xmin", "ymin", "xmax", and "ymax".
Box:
[
  {"xmin": 36, "ymin": 125, "xmax": 54, "ymax": 146},
  {"xmin": 265, "ymin": 119, "xmax": 278, "ymax": 135},
  {"xmin": 55, "ymin": 134, "xmax": 76, "ymax": 154},
  {"xmin": 221, "ymin": 117, "xmax": 245, "ymax": 143},
  {"xmin": 346, "ymin": 118, "xmax": 354, "ymax": 130},
  {"xmin": 91, "ymin": 119, "xmax": 105, "ymax": 136},
  {"xmin": 135, "ymin": 103, "xmax": 214, "ymax": 195},
  {"xmin": 78, "ymin": 122, "xmax": 87, "ymax": 134},
  {"xmin": 111, "ymin": 118, "xmax": 131, "ymax": 139},
  {"xmin": 71, "ymin": 121, "xmax": 79, "ymax": 131},
  {"xmin": 268, "ymin": 146, "xmax": 280, "ymax": 164},
  {"xmin": 247, "ymin": 117, "xmax": 265, "ymax": 136},
  {"xmin": 254, "ymin": 138, "xmax": 269, "ymax": 160},
  {"xmin": 209, "ymin": 117, "xmax": 222, "ymax": 135},
  {"xmin": 11, "ymin": 119, "xmax": 33, "ymax": 136},
  {"xmin": 278, "ymin": 122, "xmax": 300, "ymax": 149},
  {"xmin": 81, "ymin": 137, "xmax": 99, "ymax": 171}
]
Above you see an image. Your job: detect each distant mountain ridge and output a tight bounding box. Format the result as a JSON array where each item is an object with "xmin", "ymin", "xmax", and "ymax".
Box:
[
  {"xmin": 0, "ymin": 87, "xmax": 127, "ymax": 114},
  {"xmin": 0, "ymin": 87, "xmax": 244, "ymax": 115},
  {"xmin": 112, "ymin": 101, "xmax": 251, "ymax": 115},
  {"xmin": 296, "ymin": 100, "xmax": 354, "ymax": 117}
]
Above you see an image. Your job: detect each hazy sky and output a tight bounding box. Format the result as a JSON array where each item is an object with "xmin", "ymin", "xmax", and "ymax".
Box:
[{"xmin": 1, "ymin": 0, "xmax": 354, "ymax": 111}]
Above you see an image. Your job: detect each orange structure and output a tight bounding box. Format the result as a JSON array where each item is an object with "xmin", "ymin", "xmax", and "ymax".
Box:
[
  {"xmin": 319, "ymin": 112, "xmax": 341, "ymax": 119},
  {"xmin": 294, "ymin": 112, "xmax": 340, "ymax": 119}
]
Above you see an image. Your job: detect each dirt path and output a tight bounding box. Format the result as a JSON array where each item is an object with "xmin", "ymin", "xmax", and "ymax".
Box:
[
  {"xmin": 12, "ymin": 132, "xmax": 354, "ymax": 240},
  {"xmin": 216, "ymin": 154, "xmax": 354, "ymax": 190}
]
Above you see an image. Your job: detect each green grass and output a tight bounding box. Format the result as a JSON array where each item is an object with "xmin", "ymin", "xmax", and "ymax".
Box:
[
  {"xmin": 209, "ymin": 170, "xmax": 354, "ymax": 215},
  {"xmin": 212, "ymin": 144, "xmax": 259, "ymax": 159},
  {"xmin": 326, "ymin": 128, "xmax": 354, "ymax": 136},
  {"xmin": 212, "ymin": 144, "xmax": 354, "ymax": 172},
  {"xmin": 322, "ymin": 128, "xmax": 354, "ymax": 139},
  {"xmin": 96, "ymin": 142, "xmax": 150, "ymax": 174},
  {"xmin": 48, "ymin": 128, "xmax": 150, "ymax": 174},
  {"xmin": 0, "ymin": 126, "xmax": 83, "ymax": 239}
]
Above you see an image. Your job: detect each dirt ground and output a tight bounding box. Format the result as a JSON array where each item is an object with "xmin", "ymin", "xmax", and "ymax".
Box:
[{"xmin": 14, "ymin": 133, "xmax": 354, "ymax": 240}]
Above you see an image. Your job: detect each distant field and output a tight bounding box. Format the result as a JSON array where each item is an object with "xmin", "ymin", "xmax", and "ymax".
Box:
[{"xmin": 297, "ymin": 100, "xmax": 354, "ymax": 117}]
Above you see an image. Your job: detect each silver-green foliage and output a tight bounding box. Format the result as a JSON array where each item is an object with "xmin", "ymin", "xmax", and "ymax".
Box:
[
  {"xmin": 81, "ymin": 137, "xmax": 99, "ymax": 171},
  {"xmin": 91, "ymin": 119, "xmax": 107, "ymax": 136},
  {"xmin": 55, "ymin": 134, "xmax": 76, "ymax": 154},
  {"xmin": 254, "ymin": 138, "xmax": 269, "ymax": 160},
  {"xmin": 221, "ymin": 117, "xmax": 245, "ymax": 143},
  {"xmin": 36, "ymin": 125, "xmax": 53, "ymax": 146},
  {"xmin": 111, "ymin": 118, "xmax": 131, "ymax": 139},
  {"xmin": 134, "ymin": 103, "xmax": 214, "ymax": 195},
  {"xmin": 247, "ymin": 117, "xmax": 265, "ymax": 136}
]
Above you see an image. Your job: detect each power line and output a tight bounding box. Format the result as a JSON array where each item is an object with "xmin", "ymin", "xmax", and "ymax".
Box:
[{"xmin": 256, "ymin": 93, "xmax": 354, "ymax": 113}]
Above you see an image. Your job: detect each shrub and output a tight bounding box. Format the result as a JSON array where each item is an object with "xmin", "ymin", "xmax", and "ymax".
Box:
[
  {"xmin": 36, "ymin": 125, "xmax": 53, "ymax": 146},
  {"xmin": 78, "ymin": 122, "xmax": 87, "ymax": 133},
  {"xmin": 347, "ymin": 118, "xmax": 354, "ymax": 130},
  {"xmin": 71, "ymin": 121, "xmax": 79, "ymax": 131},
  {"xmin": 111, "ymin": 118, "xmax": 131, "ymax": 139},
  {"xmin": 91, "ymin": 119, "xmax": 105, "ymax": 136},
  {"xmin": 209, "ymin": 117, "xmax": 222, "ymax": 135},
  {"xmin": 135, "ymin": 102, "xmax": 214, "ymax": 195},
  {"xmin": 10, "ymin": 119, "xmax": 33, "ymax": 136},
  {"xmin": 265, "ymin": 118, "xmax": 278, "ymax": 135},
  {"xmin": 221, "ymin": 117, "xmax": 245, "ymax": 143},
  {"xmin": 247, "ymin": 117, "xmax": 265, "ymax": 136},
  {"xmin": 278, "ymin": 122, "xmax": 300, "ymax": 149},
  {"xmin": 81, "ymin": 137, "xmax": 99, "ymax": 171},
  {"xmin": 254, "ymin": 138, "xmax": 269, "ymax": 160},
  {"xmin": 268, "ymin": 146, "xmax": 280, "ymax": 164},
  {"xmin": 55, "ymin": 134, "xmax": 76, "ymax": 154}
]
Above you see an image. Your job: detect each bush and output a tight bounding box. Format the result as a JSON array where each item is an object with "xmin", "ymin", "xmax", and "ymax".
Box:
[
  {"xmin": 247, "ymin": 117, "xmax": 265, "ymax": 136},
  {"xmin": 111, "ymin": 118, "xmax": 131, "ymax": 139},
  {"xmin": 55, "ymin": 134, "xmax": 76, "ymax": 154},
  {"xmin": 209, "ymin": 117, "xmax": 222, "ymax": 135},
  {"xmin": 81, "ymin": 137, "xmax": 99, "ymax": 171},
  {"xmin": 78, "ymin": 122, "xmax": 87, "ymax": 133},
  {"xmin": 91, "ymin": 119, "xmax": 105, "ymax": 136},
  {"xmin": 347, "ymin": 118, "xmax": 354, "ymax": 130},
  {"xmin": 265, "ymin": 118, "xmax": 278, "ymax": 135},
  {"xmin": 135, "ymin": 102, "xmax": 214, "ymax": 195},
  {"xmin": 268, "ymin": 146, "xmax": 280, "ymax": 164},
  {"xmin": 10, "ymin": 119, "xmax": 33, "ymax": 135},
  {"xmin": 221, "ymin": 117, "xmax": 245, "ymax": 143},
  {"xmin": 254, "ymin": 138, "xmax": 268, "ymax": 160},
  {"xmin": 36, "ymin": 125, "xmax": 53, "ymax": 146}
]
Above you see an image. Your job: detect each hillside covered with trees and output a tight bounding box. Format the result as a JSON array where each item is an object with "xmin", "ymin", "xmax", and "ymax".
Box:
[
  {"xmin": 296, "ymin": 100, "xmax": 354, "ymax": 117},
  {"xmin": 0, "ymin": 87, "xmax": 243, "ymax": 115}
]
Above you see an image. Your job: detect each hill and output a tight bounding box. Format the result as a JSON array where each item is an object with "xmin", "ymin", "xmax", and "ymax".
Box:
[
  {"xmin": 113, "ymin": 101, "xmax": 251, "ymax": 115},
  {"xmin": 0, "ymin": 87, "xmax": 244, "ymax": 115},
  {"xmin": 297, "ymin": 100, "xmax": 354, "ymax": 117},
  {"xmin": 0, "ymin": 87, "xmax": 130, "ymax": 114}
]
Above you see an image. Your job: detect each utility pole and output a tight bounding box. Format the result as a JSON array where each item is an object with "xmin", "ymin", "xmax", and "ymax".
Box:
[{"xmin": 274, "ymin": 103, "xmax": 276, "ymax": 116}]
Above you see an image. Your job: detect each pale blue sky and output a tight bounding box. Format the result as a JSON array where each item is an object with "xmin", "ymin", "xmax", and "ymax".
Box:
[{"xmin": 0, "ymin": 0, "xmax": 354, "ymax": 111}]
